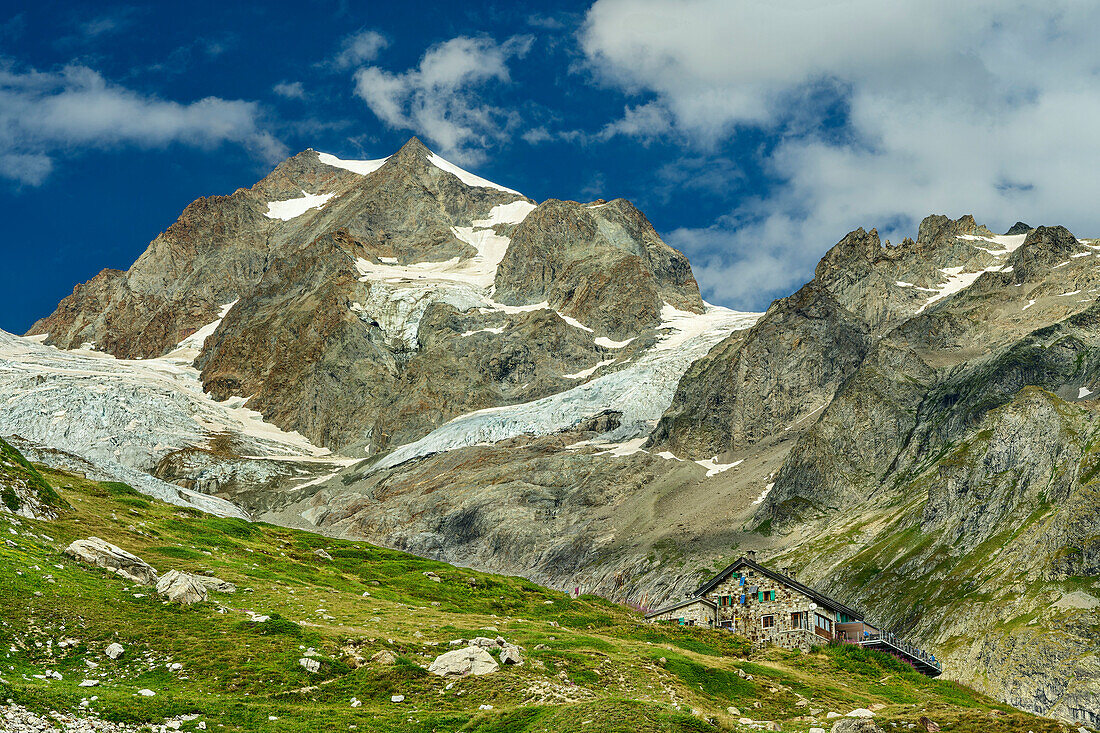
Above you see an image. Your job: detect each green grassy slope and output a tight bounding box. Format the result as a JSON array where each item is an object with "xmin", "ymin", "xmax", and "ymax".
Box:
[
  {"xmin": 0, "ymin": 436, "xmax": 63, "ymax": 515},
  {"xmin": 0, "ymin": 464, "xmax": 1071, "ymax": 733}
]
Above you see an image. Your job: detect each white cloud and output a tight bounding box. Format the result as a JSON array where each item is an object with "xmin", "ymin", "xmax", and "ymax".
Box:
[
  {"xmin": 581, "ymin": 0, "xmax": 1100, "ymax": 309},
  {"xmin": 273, "ymin": 81, "xmax": 305, "ymax": 99},
  {"xmin": 332, "ymin": 29, "xmax": 389, "ymax": 69},
  {"xmin": 0, "ymin": 63, "xmax": 286, "ymax": 185},
  {"xmin": 353, "ymin": 35, "xmax": 533, "ymax": 164},
  {"xmin": 597, "ymin": 102, "xmax": 671, "ymax": 143}
]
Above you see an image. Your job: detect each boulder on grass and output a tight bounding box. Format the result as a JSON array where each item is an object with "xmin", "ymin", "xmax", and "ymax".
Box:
[
  {"xmin": 831, "ymin": 720, "xmax": 884, "ymax": 733},
  {"xmin": 500, "ymin": 644, "xmax": 523, "ymax": 666},
  {"xmin": 156, "ymin": 570, "xmax": 209, "ymax": 605},
  {"xmin": 427, "ymin": 647, "xmax": 499, "ymax": 677},
  {"xmin": 65, "ymin": 537, "xmax": 158, "ymax": 585},
  {"xmin": 371, "ymin": 650, "xmax": 397, "ymax": 665},
  {"xmin": 468, "ymin": 636, "xmax": 500, "ymax": 649}
]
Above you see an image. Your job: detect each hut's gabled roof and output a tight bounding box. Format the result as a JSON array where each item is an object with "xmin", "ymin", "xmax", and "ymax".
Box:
[{"xmin": 693, "ymin": 556, "xmax": 865, "ymax": 621}]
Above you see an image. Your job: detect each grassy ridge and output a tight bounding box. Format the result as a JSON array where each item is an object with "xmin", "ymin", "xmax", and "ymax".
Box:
[
  {"xmin": 0, "ymin": 437, "xmax": 63, "ymax": 513},
  {"xmin": 0, "ymin": 464, "xmax": 1069, "ymax": 732}
]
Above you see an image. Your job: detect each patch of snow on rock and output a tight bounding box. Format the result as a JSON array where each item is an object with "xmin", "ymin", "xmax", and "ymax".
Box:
[
  {"xmin": 427, "ymin": 152, "xmax": 521, "ymax": 195},
  {"xmin": 563, "ymin": 359, "xmax": 615, "ymax": 380},
  {"xmin": 264, "ymin": 190, "xmax": 336, "ymax": 221},
  {"xmin": 695, "ymin": 457, "xmax": 744, "ymax": 477},
  {"xmin": 916, "ymin": 263, "xmax": 1011, "ymax": 314},
  {"xmin": 317, "ymin": 151, "xmax": 388, "ymax": 176},
  {"xmin": 594, "ymin": 336, "xmax": 635, "ymax": 349},
  {"xmin": 558, "ymin": 313, "xmax": 594, "ymax": 333},
  {"xmin": 752, "ymin": 483, "xmax": 774, "ymax": 506},
  {"xmin": 174, "ymin": 300, "xmax": 239, "ymax": 357}
]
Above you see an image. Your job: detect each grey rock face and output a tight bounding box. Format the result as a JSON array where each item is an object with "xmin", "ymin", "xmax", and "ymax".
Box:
[
  {"xmin": 1005, "ymin": 225, "xmax": 1081, "ymax": 282},
  {"xmin": 649, "ymin": 281, "xmax": 872, "ymax": 460},
  {"xmin": 494, "ymin": 198, "xmax": 703, "ymax": 339},
  {"xmin": 757, "ymin": 277, "xmax": 1100, "ymax": 723},
  {"xmin": 64, "ymin": 537, "xmax": 158, "ymax": 585}
]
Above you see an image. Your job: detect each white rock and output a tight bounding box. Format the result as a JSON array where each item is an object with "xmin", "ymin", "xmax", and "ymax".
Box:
[
  {"xmin": 79, "ymin": 680, "xmax": 99, "ymax": 687},
  {"xmin": 500, "ymin": 644, "xmax": 523, "ymax": 665},
  {"xmin": 299, "ymin": 657, "xmax": 320, "ymax": 673},
  {"xmin": 468, "ymin": 636, "xmax": 500, "ymax": 649},
  {"xmin": 427, "ymin": 647, "xmax": 500, "ymax": 677},
  {"xmin": 65, "ymin": 537, "xmax": 158, "ymax": 585},
  {"xmin": 847, "ymin": 709, "xmax": 876, "ymax": 718},
  {"xmin": 479, "ymin": 704, "xmax": 494, "ymax": 710},
  {"xmin": 391, "ymin": 694, "xmax": 405, "ymax": 703},
  {"xmin": 350, "ymin": 697, "xmax": 362, "ymax": 708},
  {"xmin": 104, "ymin": 643, "xmax": 125, "ymax": 659},
  {"xmin": 138, "ymin": 689, "xmax": 155, "ymax": 696},
  {"xmin": 156, "ymin": 570, "xmax": 209, "ymax": 605}
]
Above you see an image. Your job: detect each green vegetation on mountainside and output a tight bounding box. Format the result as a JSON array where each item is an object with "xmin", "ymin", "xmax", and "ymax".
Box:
[
  {"xmin": 0, "ymin": 461, "xmax": 1072, "ymax": 732},
  {"xmin": 0, "ymin": 436, "xmax": 64, "ymax": 514}
]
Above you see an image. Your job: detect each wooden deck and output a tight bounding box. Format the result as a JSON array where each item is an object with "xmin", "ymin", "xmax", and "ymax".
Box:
[{"xmin": 857, "ymin": 633, "xmax": 942, "ymax": 677}]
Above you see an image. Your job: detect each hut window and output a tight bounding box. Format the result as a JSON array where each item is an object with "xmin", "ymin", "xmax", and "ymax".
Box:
[{"xmin": 761, "ymin": 615, "xmax": 775, "ymax": 629}]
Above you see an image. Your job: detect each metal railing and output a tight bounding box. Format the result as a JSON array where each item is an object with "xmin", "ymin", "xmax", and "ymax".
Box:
[{"xmin": 858, "ymin": 632, "xmax": 942, "ymax": 671}]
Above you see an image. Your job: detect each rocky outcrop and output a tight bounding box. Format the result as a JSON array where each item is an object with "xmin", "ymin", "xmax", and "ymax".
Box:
[
  {"xmin": 813, "ymin": 215, "xmax": 998, "ymax": 333},
  {"xmin": 0, "ymin": 436, "xmax": 62, "ymax": 520},
  {"xmin": 649, "ymin": 282, "xmax": 871, "ymax": 459},
  {"xmin": 64, "ymin": 538, "xmax": 158, "ymax": 585},
  {"xmin": 1005, "ymin": 225, "xmax": 1082, "ymax": 282},
  {"xmin": 494, "ymin": 198, "xmax": 703, "ymax": 339}
]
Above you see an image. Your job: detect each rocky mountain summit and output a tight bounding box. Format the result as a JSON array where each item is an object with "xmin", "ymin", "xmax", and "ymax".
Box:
[{"xmin": 5, "ymin": 141, "xmax": 1099, "ymax": 726}]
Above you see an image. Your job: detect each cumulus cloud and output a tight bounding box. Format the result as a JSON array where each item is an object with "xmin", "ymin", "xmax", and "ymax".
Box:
[
  {"xmin": 0, "ymin": 62, "xmax": 285, "ymax": 185},
  {"xmin": 353, "ymin": 35, "xmax": 533, "ymax": 164},
  {"xmin": 332, "ymin": 29, "xmax": 388, "ymax": 69},
  {"xmin": 273, "ymin": 81, "xmax": 305, "ymax": 99},
  {"xmin": 597, "ymin": 102, "xmax": 673, "ymax": 143},
  {"xmin": 581, "ymin": 0, "xmax": 1100, "ymax": 309}
]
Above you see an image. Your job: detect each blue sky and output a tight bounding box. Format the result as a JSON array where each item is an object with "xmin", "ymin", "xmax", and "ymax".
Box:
[{"xmin": 2, "ymin": 0, "xmax": 1099, "ymax": 333}]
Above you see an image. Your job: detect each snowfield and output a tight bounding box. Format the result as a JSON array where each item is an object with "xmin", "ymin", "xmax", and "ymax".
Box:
[
  {"xmin": 371, "ymin": 304, "xmax": 762, "ymax": 472},
  {"xmin": 265, "ymin": 190, "xmax": 337, "ymax": 221},
  {"xmin": 0, "ymin": 323, "xmax": 338, "ymax": 518},
  {"xmin": 349, "ymin": 200, "xmax": 539, "ymax": 349}
]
